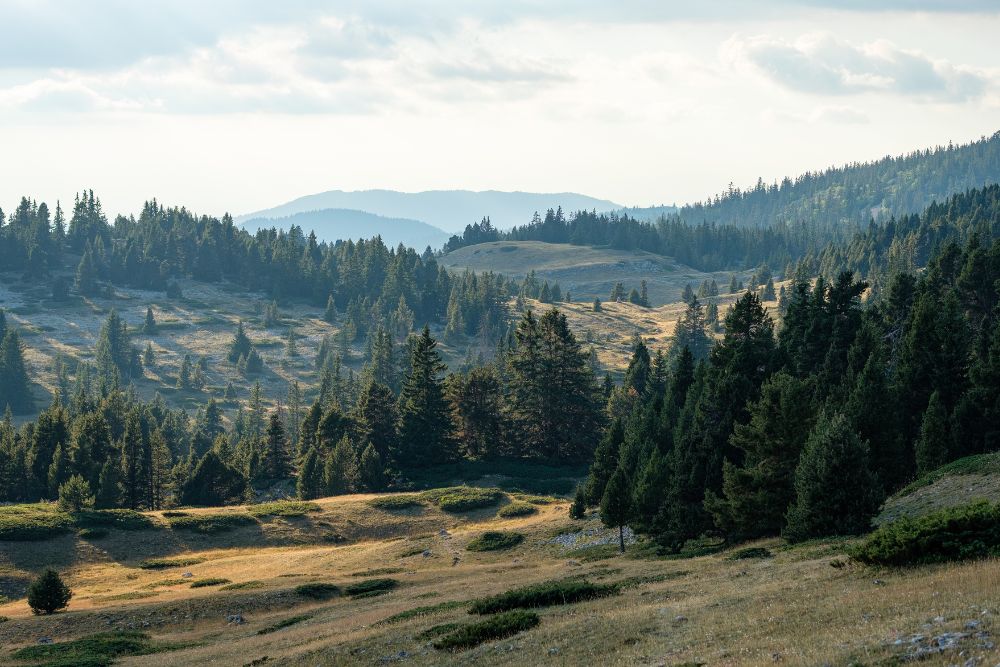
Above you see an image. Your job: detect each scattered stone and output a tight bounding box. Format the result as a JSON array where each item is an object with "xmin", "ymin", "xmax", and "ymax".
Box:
[
  {"xmin": 674, "ymin": 615, "xmax": 688, "ymax": 624},
  {"xmin": 873, "ymin": 579, "xmax": 886, "ymax": 586},
  {"xmin": 421, "ymin": 549, "xmax": 431, "ymax": 558},
  {"xmin": 548, "ymin": 647, "xmax": 560, "ymax": 655},
  {"xmin": 966, "ymin": 620, "xmax": 981, "ymax": 630},
  {"xmin": 182, "ymin": 572, "xmax": 194, "ymax": 578},
  {"xmin": 439, "ymin": 529, "xmax": 450, "ymax": 537},
  {"xmin": 566, "ymin": 560, "xmax": 581, "ymax": 567},
  {"xmin": 37, "ymin": 637, "xmax": 52, "ymax": 644},
  {"xmin": 227, "ymin": 614, "xmax": 246, "ymax": 625},
  {"xmin": 378, "ymin": 650, "xmax": 409, "ymax": 663}
]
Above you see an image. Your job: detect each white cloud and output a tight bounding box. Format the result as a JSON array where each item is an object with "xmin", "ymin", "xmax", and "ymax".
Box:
[{"xmin": 723, "ymin": 32, "xmax": 993, "ymax": 101}]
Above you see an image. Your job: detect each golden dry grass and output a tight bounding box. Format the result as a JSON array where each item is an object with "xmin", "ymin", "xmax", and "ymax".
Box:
[{"xmin": 1, "ymin": 492, "xmax": 997, "ymax": 666}]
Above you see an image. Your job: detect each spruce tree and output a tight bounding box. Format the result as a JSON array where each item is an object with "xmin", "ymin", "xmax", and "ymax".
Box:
[
  {"xmin": 600, "ymin": 467, "xmax": 631, "ymax": 553},
  {"xmin": 95, "ymin": 458, "xmax": 123, "ymax": 509},
  {"xmin": 0, "ymin": 330, "xmax": 33, "ymax": 414},
  {"xmin": 584, "ymin": 420, "xmax": 623, "ymax": 505},
  {"xmin": 75, "ymin": 244, "xmax": 99, "ymax": 296},
  {"xmin": 324, "ymin": 435, "xmax": 359, "ymax": 494},
  {"xmin": 262, "ymin": 412, "xmax": 292, "ymax": 480},
  {"xmin": 227, "ymin": 321, "xmax": 253, "ymax": 364},
  {"xmin": 397, "ymin": 326, "xmax": 455, "ymax": 466},
  {"xmin": 570, "ymin": 484, "xmax": 586, "ymax": 520},
  {"xmin": 915, "ymin": 391, "xmax": 949, "ymax": 476},
  {"xmin": 783, "ymin": 411, "xmax": 880, "ymax": 542},
  {"xmin": 143, "ymin": 306, "xmax": 157, "ymax": 334},
  {"xmin": 297, "ymin": 446, "xmax": 324, "ymax": 499},
  {"xmin": 27, "ymin": 569, "xmax": 72, "ymax": 615},
  {"xmin": 323, "ymin": 294, "xmax": 337, "ymax": 323},
  {"xmin": 357, "ymin": 442, "xmax": 385, "ymax": 491},
  {"xmin": 57, "ymin": 475, "xmax": 95, "ymax": 512}
]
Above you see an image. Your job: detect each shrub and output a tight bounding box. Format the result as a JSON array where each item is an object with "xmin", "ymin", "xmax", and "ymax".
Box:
[
  {"xmin": 78, "ymin": 528, "xmax": 109, "ymax": 540},
  {"xmin": 58, "ymin": 475, "xmax": 95, "ymax": 512},
  {"xmin": 895, "ymin": 452, "xmax": 1000, "ymax": 497},
  {"xmin": 138, "ymin": 557, "xmax": 205, "ymax": 570},
  {"xmin": 294, "ymin": 582, "xmax": 341, "ymax": 599},
  {"xmin": 497, "ymin": 503, "xmax": 536, "ymax": 519},
  {"xmin": 850, "ymin": 500, "xmax": 1000, "ymax": 566},
  {"xmin": 421, "ymin": 487, "xmax": 504, "ymax": 513},
  {"xmin": 469, "ymin": 579, "xmax": 618, "ymax": 614},
  {"xmin": 433, "ymin": 610, "xmax": 540, "ymax": 650},
  {"xmin": 11, "ymin": 631, "xmax": 189, "ymax": 665},
  {"xmin": 190, "ymin": 578, "xmax": 231, "ymax": 588},
  {"xmin": 74, "ymin": 509, "xmax": 156, "ymax": 531},
  {"xmin": 247, "ymin": 501, "xmax": 321, "ymax": 518},
  {"xmin": 466, "ymin": 531, "xmax": 525, "ymax": 552},
  {"xmin": 416, "ymin": 622, "xmax": 465, "ymax": 640},
  {"xmin": 27, "ymin": 568, "xmax": 72, "ymax": 615},
  {"xmin": 367, "ymin": 495, "xmax": 424, "ymax": 511},
  {"xmin": 344, "ymin": 578, "xmax": 398, "ymax": 598},
  {"xmin": 349, "ymin": 567, "xmax": 404, "ymax": 577},
  {"xmin": 161, "ymin": 511, "xmax": 189, "ymax": 518},
  {"xmin": 0, "ymin": 504, "xmax": 73, "ymax": 541},
  {"xmin": 513, "ymin": 494, "xmax": 556, "ymax": 505},
  {"xmin": 726, "ymin": 547, "xmax": 773, "ymax": 561},
  {"xmin": 377, "ymin": 600, "xmax": 467, "ymax": 625},
  {"xmin": 220, "ymin": 580, "xmax": 265, "ymax": 591},
  {"xmin": 166, "ymin": 513, "xmax": 257, "ymax": 534},
  {"xmin": 565, "ymin": 544, "xmax": 620, "ymax": 562},
  {"xmin": 257, "ymin": 614, "xmax": 312, "ymax": 635}
]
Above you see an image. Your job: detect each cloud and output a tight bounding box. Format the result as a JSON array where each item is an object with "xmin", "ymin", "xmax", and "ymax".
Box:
[{"xmin": 723, "ymin": 32, "xmax": 992, "ymax": 101}]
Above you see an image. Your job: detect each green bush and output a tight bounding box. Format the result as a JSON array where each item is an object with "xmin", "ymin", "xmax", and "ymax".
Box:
[
  {"xmin": 416, "ymin": 622, "xmax": 465, "ymax": 640},
  {"xmin": 466, "ymin": 531, "xmax": 524, "ymax": 552},
  {"xmin": 294, "ymin": 582, "xmax": 341, "ymax": 599},
  {"xmin": 11, "ymin": 631, "xmax": 190, "ymax": 666},
  {"xmin": 190, "ymin": 578, "xmax": 230, "ymax": 588},
  {"xmin": 57, "ymin": 475, "xmax": 95, "ymax": 512},
  {"xmin": 367, "ymin": 494, "xmax": 424, "ymax": 510},
  {"xmin": 469, "ymin": 579, "xmax": 618, "ymax": 614},
  {"xmin": 344, "ymin": 578, "xmax": 398, "ymax": 598},
  {"xmin": 496, "ymin": 503, "xmax": 537, "ymax": 519},
  {"xmin": 349, "ymin": 567, "xmax": 404, "ymax": 577},
  {"xmin": 247, "ymin": 501, "xmax": 320, "ymax": 518},
  {"xmin": 0, "ymin": 504, "xmax": 73, "ymax": 541},
  {"xmin": 512, "ymin": 494, "xmax": 556, "ymax": 505},
  {"xmin": 257, "ymin": 614, "xmax": 312, "ymax": 635},
  {"xmin": 161, "ymin": 511, "xmax": 189, "ymax": 518},
  {"xmin": 725, "ymin": 547, "xmax": 773, "ymax": 561},
  {"xmin": 166, "ymin": 513, "xmax": 257, "ymax": 534},
  {"xmin": 220, "ymin": 580, "xmax": 265, "ymax": 591},
  {"xmin": 377, "ymin": 600, "xmax": 467, "ymax": 625},
  {"xmin": 850, "ymin": 500, "xmax": 1000, "ymax": 566},
  {"xmin": 74, "ymin": 510, "xmax": 156, "ymax": 531},
  {"xmin": 433, "ymin": 610, "xmax": 540, "ymax": 650},
  {"xmin": 138, "ymin": 557, "xmax": 205, "ymax": 570},
  {"xmin": 27, "ymin": 568, "xmax": 72, "ymax": 615},
  {"xmin": 421, "ymin": 487, "xmax": 504, "ymax": 512}
]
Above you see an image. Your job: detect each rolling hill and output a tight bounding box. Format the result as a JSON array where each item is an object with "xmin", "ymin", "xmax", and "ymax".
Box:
[
  {"xmin": 239, "ymin": 209, "xmax": 451, "ymax": 250},
  {"xmin": 237, "ymin": 189, "xmax": 623, "ymax": 234}
]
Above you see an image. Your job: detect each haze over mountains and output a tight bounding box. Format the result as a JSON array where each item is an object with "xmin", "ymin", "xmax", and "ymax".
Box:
[{"xmin": 237, "ymin": 189, "xmax": 622, "ymax": 246}]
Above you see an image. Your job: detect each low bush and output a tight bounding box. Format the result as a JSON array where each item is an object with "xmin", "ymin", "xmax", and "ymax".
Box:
[
  {"xmin": 512, "ymin": 494, "xmax": 556, "ymax": 505},
  {"xmin": 344, "ymin": 578, "xmax": 398, "ymax": 598},
  {"xmin": 466, "ymin": 531, "xmax": 524, "ymax": 552},
  {"xmin": 496, "ymin": 503, "xmax": 537, "ymax": 519},
  {"xmin": 166, "ymin": 513, "xmax": 257, "ymax": 534},
  {"xmin": 433, "ymin": 610, "xmax": 540, "ymax": 650},
  {"xmin": 469, "ymin": 579, "xmax": 618, "ymax": 615},
  {"xmin": 850, "ymin": 500, "xmax": 1000, "ymax": 566},
  {"xmin": 220, "ymin": 580, "xmax": 265, "ymax": 591},
  {"xmin": 294, "ymin": 582, "xmax": 340, "ymax": 599},
  {"xmin": 416, "ymin": 622, "xmax": 465, "ymax": 641},
  {"xmin": 74, "ymin": 509, "xmax": 156, "ymax": 531},
  {"xmin": 138, "ymin": 557, "xmax": 205, "ymax": 570},
  {"xmin": 368, "ymin": 495, "xmax": 424, "ymax": 511},
  {"xmin": 11, "ymin": 631, "xmax": 190, "ymax": 666},
  {"xmin": 247, "ymin": 501, "xmax": 320, "ymax": 518},
  {"xmin": 257, "ymin": 614, "xmax": 312, "ymax": 635},
  {"xmin": 0, "ymin": 504, "xmax": 73, "ymax": 541},
  {"xmin": 190, "ymin": 578, "xmax": 230, "ymax": 588},
  {"xmin": 377, "ymin": 600, "xmax": 467, "ymax": 625},
  {"xmin": 78, "ymin": 528, "xmax": 109, "ymax": 540},
  {"xmin": 421, "ymin": 487, "xmax": 504, "ymax": 513},
  {"xmin": 161, "ymin": 511, "xmax": 189, "ymax": 518},
  {"xmin": 349, "ymin": 567, "xmax": 403, "ymax": 577},
  {"xmin": 726, "ymin": 547, "xmax": 773, "ymax": 560}
]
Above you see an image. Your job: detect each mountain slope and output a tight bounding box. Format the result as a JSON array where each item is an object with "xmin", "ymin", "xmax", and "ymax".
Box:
[
  {"xmin": 240, "ymin": 208, "xmax": 450, "ymax": 249},
  {"xmin": 237, "ymin": 189, "xmax": 623, "ymax": 233}
]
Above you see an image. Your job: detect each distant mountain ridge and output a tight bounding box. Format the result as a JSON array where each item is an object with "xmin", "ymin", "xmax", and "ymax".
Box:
[
  {"xmin": 237, "ymin": 189, "xmax": 623, "ymax": 234},
  {"xmin": 240, "ymin": 208, "xmax": 450, "ymax": 251}
]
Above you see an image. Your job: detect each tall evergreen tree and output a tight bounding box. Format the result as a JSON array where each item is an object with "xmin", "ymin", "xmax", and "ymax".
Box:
[
  {"xmin": 397, "ymin": 326, "xmax": 455, "ymax": 466},
  {"xmin": 0, "ymin": 330, "xmax": 33, "ymax": 414}
]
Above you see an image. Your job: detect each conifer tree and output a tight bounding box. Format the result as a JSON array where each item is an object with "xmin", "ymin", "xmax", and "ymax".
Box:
[
  {"xmin": 95, "ymin": 458, "xmax": 123, "ymax": 509},
  {"xmin": 398, "ymin": 326, "xmax": 455, "ymax": 466},
  {"xmin": 0, "ymin": 330, "xmax": 33, "ymax": 414},
  {"xmin": 323, "ymin": 294, "xmax": 337, "ymax": 323},
  {"xmin": 915, "ymin": 391, "xmax": 950, "ymax": 476},
  {"xmin": 262, "ymin": 412, "xmax": 292, "ymax": 480},
  {"xmin": 57, "ymin": 474, "xmax": 94, "ymax": 513},
  {"xmin": 27, "ymin": 569, "xmax": 72, "ymax": 615},
  {"xmin": 325, "ymin": 435, "xmax": 359, "ymax": 494},
  {"xmin": 143, "ymin": 342, "xmax": 155, "ymax": 368},
  {"xmin": 227, "ymin": 321, "xmax": 253, "ymax": 364},
  {"xmin": 593, "ymin": 298, "xmax": 602, "ymax": 312},
  {"xmin": 783, "ymin": 411, "xmax": 880, "ymax": 542},
  {"xmin": 286, "ymin": 326, "xmax": 298, "ymax": 357},
  {"xmin": 297, "ymin": 446, "xmax": 324, "ymax": 499},
  {"xmin": 357, "ymin": 442, "xmax": 385, "ymax": 491},
  {"xmin": 570, "ymin": 484, "xmax": 586, "ymax": 519},
  {"xmin": 584, "ymin": 420, "xmax": 623, "ymax": 505},
  {"xmin": 75, "ymin": 243, "xmax": 99, "ymax": 296},
  {"xmin": 120, "ymin": 410, "xmax": 149, "ymax": 509},
  {"xmin": 600, "ymin": 467, "xmax": 631, "ymax": 553},
  {"xmin": 143, "ymin": 306, "xmax": 157, "ymax": 334}
]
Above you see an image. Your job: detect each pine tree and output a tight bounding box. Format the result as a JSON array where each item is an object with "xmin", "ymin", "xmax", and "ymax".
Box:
[
  {"xmin": 357, "ymin": 442, "xmax": 385, "ymax": 491},
  {"xmin": 0, "ymin": 330, "xmax": 33, "ymax": 414},
  {"xmin": 57, "ymin": 475, "xmax": 94, "ymax": 512},
  {"xmin": 323, "ymin": 294, "xmax": 337, "ymax": 323},
  {"xmin": 120, "ymin": 410, "xmax": 149, "ymax": 509},
  {"xmin": 176, "ymin": 354, "xmax": 193, "ymax": 389},
  {"xmin": 95, "ymin": 458, "xmax": 123, "ymax": 509},
  {"xmin": 355, "ymin": 381, "xmax": 399, "ymax": 464},
  {"xmin": 27, "ymin": 569, "xmax": 72, "ymax": 615},
  {"xmin": 286, "ymin": 326, "xmax": 298, "ymax": 357},
  {"xmin": 584, "ymin": 420, "xmax": 623, "ymax": 505},
  {"xmin": 671, "ymin": 298, "xmax": 711, "ymax": 362},
  {"xmin": 447, "ymin": 366, "xmax": 504, "ymax": 460},
  {"xmin": 227, "ymin": 321, "xmax": 253, "ymax": 364},
  {"xmin": 398, "ymin": 326, "xmax": 455, "ymax": 466},
  {"xmin": 143, "ymin": 306, "xmax": 157, "ymax": 334},
  {"xmin": 783, "ymin": 411, "xmax": 880, "ymax": 542},
  {"xmin": 915, "ymin": 391, "xmax": 950, "ymax": 476},
  {"xmin": 262, "ymin": 412, "xmax": 292, "ymax": 480},
  {"xmin": 600, "ymin": 467, "xmax": 631, "ymax": 552},
  {"xmin": 143, "ymin": 342, "xmax": 155, "ymax": 368},
  {"xmin": 570, "ymin": 484, "xmax": 586, "ymax": 519},
  {"xmin": 682, "ymin": 283, "xmax": 695, "ymax": 304},
  {"xmin": 324, "ymin": 435, "xmax": 359, "ymax": 494},
  {"xmin": 75, "ymin": 244, "xmax": 99, "ymax": 296},
  {"xmin": 181, "ymin": 450, "xmax": 247, "ymax": 506},
  {"xmin": 95, "ymin": 310, "xmax": 136, "ymax": 387},
  {"xmin": 593, "ymin": 298, "xmax": 602, "ymax": 312},
  {"xmin": 297, "ymin": 446, "xmax": 324, "ymax": 499}
]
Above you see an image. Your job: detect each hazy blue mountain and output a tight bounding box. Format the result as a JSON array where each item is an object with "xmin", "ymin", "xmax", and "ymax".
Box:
[
  {"xmin": 240, "ymin": 209, "xmax": 451, "ymax": 250},
  {"xmin": 237, "ymin": 189, "xmax": 623, "ymax": 233}
]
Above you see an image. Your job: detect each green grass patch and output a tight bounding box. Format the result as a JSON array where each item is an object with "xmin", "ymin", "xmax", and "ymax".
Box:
[
  {"xmin": 137, "ymin": 556, "xmax": 205, "ymax": 570},
  {"xmin": 78, "ymin": 528, "xmax": 108, "ymax": 540},
  {"xmin": 725, "ymin": 547, "xmax": 773, "ymax": 561},
  {"xmin": 0, "ymin": 504, "xmax": 73, "ymax": 541},
  {"xmin": 496, "ymin": 502, "xmax": 537, "ymax": 519},
  {"xmin": 74, "ymin": 509, "xmax": 156, "ymax": 531},
  {"xmin": 246, "ymin": 501, "xmax": 320, "ymax": 518},
  {"xmin": 166, "ymin": 513, "xmax": 257, "ymax": 534},
  {"xmin": 93, "ymin": 591, "xmax": 159, "ymax": 602},
  {"xmin": 895, "ymin": 452, "xmax": 1000, "ymax": 497},
  {"xmin": 294, "ymin": 582, "xmax": 341, "ymax": 599},
  {"xmin": 377, "ymin": 600, "xmax": 468, "ymax": 625},
  {"xmin": 615, "ymin": 572, "xmax": 688, "ymax": 588},
  {"xmin": 367, "ymin": 495, "xmax": 424, "ymax": 511},
  {"xmin": 220, "ymin": 580, "xmax": 266, "ymax": 591},
  {"xmin": 850, "ymin": 500, "xmax": 1000, "ymax": 566},
  {"xmin": 256, "ymin": 614, "xmax": 312, "ymax": 635},
  {"xmin": 565, "ymin": 544, "xmax": 621, "ymax": 562},
  {"xmin": 420, "ymin": 487, "xmax": 504, "ymax": 513},
  {"xmin": 512, "ymin": 494, "xmax": 557, "ymax": 505},
  {"xmin": 344, "ymin": 578, "xmax": 398, "ymax": 598},
  {"xmin": 10, "ymin": 630, "xmax": 191, "ymax": 667},
  {"xmin": 469, "ymin": 579, "xmax": 619, "ymax": 614},
  {"xmin": 142, "ymin": 579, "xmax": 188, "ymax": 589},
  {"xmin": 416, "ymin": 622, "xmax": 465, "ymax": 641},
  {"xmin": 349, "ymin": 567, "xmax": 404, "ymax": 577},
  {"xmin": 190, "ymin": 578, "xmax": 231, "ymax": 588},
  {"xmin": 432, "ymin": 610, "xmax": 540, "ymax": 650},
  {"xmin": 466, "ymin": 531, "xmax": 524, "ymax": 552}
]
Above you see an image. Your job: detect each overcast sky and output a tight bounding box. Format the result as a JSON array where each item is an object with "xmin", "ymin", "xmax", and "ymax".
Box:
[{"xmin": 1, "ymin": 0, "xmax": 999, "ymax": 219}]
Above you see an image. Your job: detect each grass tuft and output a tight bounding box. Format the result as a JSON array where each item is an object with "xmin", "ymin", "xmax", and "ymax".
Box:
[
  {"xmin": 432, "ymin": 610, "xmax": 540, "ymax": 650},
  {"xmin": 496, "ymin": 502, "xmax": 537, "ymax": 518},
  {"xmin": 367, "ymin": 495, "xmax": 424, "ymax": 511},
  {"xmin": 469, "ymin": 579, "xmax": 618, "ymax": 614},
  {"xmin": 257, "ymin": 614, "xmax": 312, "ymax": 635},
  {"xmin": 220, "ymin": 580, "xmax": 266, "ymax": 591},
  {"xmin": 190, "ymin": 577, "xmax": 231, "ymax": 588},
  {"xmin": 725, "ymin": 547, "xmax": 773, "ymax": 560},
  {"xmin": 377, "ymin": 600, "xmax": 468, "ymax": 625},
  {"xmin": 466, "ymin": 531, "xmax": 525, "ymax": 552},
  {"xmin": 73, "ymin": 509, "xmax": 156, "ymax": 531},
  {"xmin": 246, "ymin": 501, "xmax": 320, "ymax": 518},
  {"xmin": 344, "ymin": 578, "xmax": 398, "ymax": 598},
  {"xmin": 294, "ymin": 582, "xmax": 340, "ymax": 599},
  {"xmin": 10, "ymin": 631, "xmax": 192, "ymax": 666}
]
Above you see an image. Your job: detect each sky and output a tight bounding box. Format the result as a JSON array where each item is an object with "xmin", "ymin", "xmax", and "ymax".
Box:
[{"xmin": 1, "ymin": 0, "xmax": 999, "ymax": 219}]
